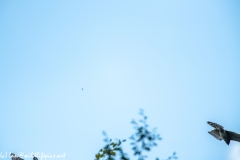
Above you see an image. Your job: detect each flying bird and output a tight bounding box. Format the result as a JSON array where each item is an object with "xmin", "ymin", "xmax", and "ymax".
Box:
[{"xmin": 207, "ymin": 121, "xmax": 240, "ymax": 145}]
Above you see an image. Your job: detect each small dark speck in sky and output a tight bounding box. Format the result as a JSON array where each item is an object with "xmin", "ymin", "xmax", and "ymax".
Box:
[{"xmin": 82, "ymin": 88, "xmax": 83, "ymax": 90}]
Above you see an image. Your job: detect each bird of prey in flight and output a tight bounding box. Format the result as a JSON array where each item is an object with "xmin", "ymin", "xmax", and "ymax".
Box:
[{"xmin": 207, "ymin": 121, "xmax": 240, "ymax": 145}]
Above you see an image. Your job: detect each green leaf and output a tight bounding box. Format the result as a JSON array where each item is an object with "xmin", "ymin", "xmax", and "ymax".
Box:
[
  {"xmin": 110, "ymin": 151, "xmax": 116, "ymax": 156},
  {"xmin": 117, "ymin": 140, "xmax": 121, "ymax": 146}
]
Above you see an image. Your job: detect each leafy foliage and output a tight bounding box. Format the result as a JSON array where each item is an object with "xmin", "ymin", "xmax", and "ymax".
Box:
[
  {"xmin": 95, "ymin": 131, "xmax": 128, "ymax": 160},
  {"xmin": 130, "ymin": 109, "xmax": 161, "ymax": 160},
  {"xmin": 95, "ymin": 109, "xmax": 178, "ymax": 160}
]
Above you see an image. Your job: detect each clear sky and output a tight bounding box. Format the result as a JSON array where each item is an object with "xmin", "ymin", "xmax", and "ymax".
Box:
[{"xmin": 0, "ymin": 1, "xmax": 240, "ymax": 160}]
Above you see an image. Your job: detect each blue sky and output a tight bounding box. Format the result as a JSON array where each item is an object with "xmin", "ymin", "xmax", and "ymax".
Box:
[{"xmin": 0, "ymin": 0, "xmax": 240, "ymax": 160}]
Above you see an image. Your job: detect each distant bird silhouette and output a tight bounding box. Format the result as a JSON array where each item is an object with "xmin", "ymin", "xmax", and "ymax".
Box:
[
  {"xmin": 207, "ymin": 121, "xmax": 240, "ymax": 145},
  {"xmin": 82, "ymin": 88, "xmax": 83, "ymax": 90}
]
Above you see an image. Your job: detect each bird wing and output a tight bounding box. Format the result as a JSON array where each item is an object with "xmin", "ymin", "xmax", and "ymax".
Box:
[
  {"xmin": 208, "ymin": 129, "xmax": 223, "ymax": 140},
  {"xmin": 226, "ymin": 130, "xmax": 240, "ymax": 142},
  {"xmin": 207, "ymin": 121, "xmax": 224, "ymax": 129}
]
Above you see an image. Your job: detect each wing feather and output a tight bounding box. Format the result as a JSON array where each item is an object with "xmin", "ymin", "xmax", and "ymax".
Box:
[
  {"xmin": 207, "ymin": 121, "xmax": 224, "ymax": 129},
  {"xmin": 208, "ymin": 129, "xmax": 223, "ymax": 140}
]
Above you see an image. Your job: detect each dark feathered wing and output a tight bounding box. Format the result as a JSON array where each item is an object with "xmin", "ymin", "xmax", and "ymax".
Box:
[
  {"xmin": 226, "ymin": 131, "xmax": 240, "ymax": 142},
  {"xmin": 208, "ymin": 129, "xmax": 223, "ymax": 140},
  {"xmin": 207, "ymin": 121, "xmax": 224, "ymax": 129}
]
